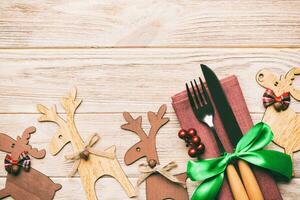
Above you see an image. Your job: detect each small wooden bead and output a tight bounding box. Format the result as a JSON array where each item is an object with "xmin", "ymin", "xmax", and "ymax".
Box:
[
  {"xmin": 274, "ymin": 102, "xmax": 282, "ymax": 111},
  {"xmin": 79, "ymin": 149, "xmax": 90, "ymax": 160},
  {"xmin": 148, "ymin": 159, "xmax": 157, "ymax": 168},
  {"xmin": 11, "ymin": 165, "xmax": 20, "ymax": 175}
]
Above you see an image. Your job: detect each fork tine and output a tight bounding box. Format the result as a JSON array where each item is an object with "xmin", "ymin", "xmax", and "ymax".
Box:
[
  {"xmin": 191, "ymin": 81, "xmax": 201, "ymax": 108},
  {"xmin": 199, "ymin": 77, "xmax": 212, "ymax": 106},
  {"xmin": 194, "ymin": 79, "xmax": 205, "ymax": 106},
  {"xmin": 186, "ymin": 83, "xmax": 196, "ymax": 110}
]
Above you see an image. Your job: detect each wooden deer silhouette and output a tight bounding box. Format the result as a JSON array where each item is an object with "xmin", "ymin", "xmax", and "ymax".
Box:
[
  {"xmin": 0, "ymin": 126, "xmax": 61, "ymax": 200},
  {"xmin": 121, "ymin": 104, "xmax": 189, "ymax": 200},
  {"xmin": 256, "ymin": 67, "xmax": 300, "ymax": 166},
  {"xmin": 37, "ymin": 87, "xmax": 135, "ymax": 200}
]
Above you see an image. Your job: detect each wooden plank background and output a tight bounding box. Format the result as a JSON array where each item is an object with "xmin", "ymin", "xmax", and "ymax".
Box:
[{"xmin": 0, "ymin": 1, "xmax": 299, "ymax": 199}]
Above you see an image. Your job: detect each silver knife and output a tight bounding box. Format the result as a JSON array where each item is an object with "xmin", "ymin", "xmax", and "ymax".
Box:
[{"xmin": 201, "ymin": 64, "xmax": 264, "ymax": 200}]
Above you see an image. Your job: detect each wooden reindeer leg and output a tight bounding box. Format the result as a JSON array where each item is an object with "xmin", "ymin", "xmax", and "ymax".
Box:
[
  {"xmin": 95, "ymin": 145, "xmax": 136, "ymax": 198},
  {"xmin": 82, "ymin": 177, "xmax": 98, "ymax": 200},
  {"xmin": 109, "ymin": 158, "xmax": 136, "ymax": 197},
  {"xmin": 0, "ymin": 188, "xmax": 10, "ymax": 199}
]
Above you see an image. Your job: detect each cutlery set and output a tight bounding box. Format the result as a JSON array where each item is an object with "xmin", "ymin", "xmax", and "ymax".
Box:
[{"xmin": 186, "ymin": 65, "xmax": 264, "ymax": 200}]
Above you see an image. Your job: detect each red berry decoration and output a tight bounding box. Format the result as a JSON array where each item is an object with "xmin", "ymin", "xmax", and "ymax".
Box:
[
  {"xmin": 187, "ymin": 128, "xmax": 197, "ymax": 138},
  {"xmin": 178, "ymin": 127, "xmax": 205, "ymax": 158},
  {"xmin": 196, "ymin": 143, "xmax": 205, "ymax": 154},
  {"xmin": 188, "ymin": 147, "xmax": 197, "ymax": 158},
  {"xmin": 178, "ymin": 129, "xmax": 187, "ymax": 139},
  {"xmin": 191, "ymin": 135, "xmax": 201, "ymax": 146}
]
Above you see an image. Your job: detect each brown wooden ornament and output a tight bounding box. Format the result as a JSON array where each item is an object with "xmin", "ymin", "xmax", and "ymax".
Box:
[
  {"xmin": 37, "ymin": 87, "xmax": 136, "ymax": 200},
  {"xmin": 121, "ymin": 104, "xmax": 189, "ymax": 200},
  {"xmin": 0, "ymin": 126, "xmax": 62, "ymax": 200},
  {"xmin": 256, "ymin": 67, "xmax": 300, "ymax": 170}
]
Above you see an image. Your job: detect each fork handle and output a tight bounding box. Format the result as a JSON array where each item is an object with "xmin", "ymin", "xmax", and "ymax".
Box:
[
  {"xmin": 226, "ymin": 164, "xmax": 249, "ymax": 200},
  {"xmin": 238, "ymin": 160, "xmax": 264, "ymax": 200}
]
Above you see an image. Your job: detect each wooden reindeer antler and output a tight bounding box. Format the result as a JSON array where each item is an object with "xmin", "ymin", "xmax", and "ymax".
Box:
[
  {"xmin": 37, "ymin": 104, "xmax": 64, "ymax": 125},
  {"xmin": 60, "ymin": 87, "xmax": 82, "ymax": 119},
  {"xmin": 15, "ymin": 126, "xmax": 46, "ymax": 159},
  {"xmin": 121, "ymin": 113, "xmax": 148, "ymax": 140},
  {"xmin": 148, "ymin": 104, "xmax": 169, "ymax": 138},
  {"xmin": 37, "ymin": 87, "xmax": 84, "ymax": 153},
  {"xmin": 38, "ymin": 87, "xmax": 81, "ymax": 123},
  {"xmin": 121, "ymin": 104, "xmax": 169, "ymax": 167},
  {"xmin": 37, "ymin": 87, "xmax": 80, "ymax": 122},
  {"xmin": 37, "ymin": 103, "xmax": 71, "ymax": 155},
  {"xmin": 37, "ymin": 87, "xmax": 136, "ymax": 200},
  {"xmin": 20, "ymin": 126, "xmax": 36, "ymax": 143},
  {"xmin": 121, "ymin": 104, "xmax": 169, "ymax": 139}
]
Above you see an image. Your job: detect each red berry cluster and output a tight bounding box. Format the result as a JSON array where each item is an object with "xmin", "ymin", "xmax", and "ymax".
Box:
[{"xmin": 178, "ymin": 128, "xmax": 205, "ymax": 158}]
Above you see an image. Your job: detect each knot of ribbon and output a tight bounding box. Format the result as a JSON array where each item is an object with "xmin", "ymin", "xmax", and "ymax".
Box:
[
  {"xmin": 4, "ymin": 151, "xmax": 31, "ymax": 175},
  {"xmin": 263, "ymin": 88, "xmax": 290, "ymax": 111},
  {"xmin": 65, "ymin": 133, "xmax": 115, "ymax": 176},
  {"xmin": 187, "ymin": 122, "xmax": 292, "ymax": 200},
  {"xmin": 137, "ymin": 161, "xmax": 186, "ymax": 188}
]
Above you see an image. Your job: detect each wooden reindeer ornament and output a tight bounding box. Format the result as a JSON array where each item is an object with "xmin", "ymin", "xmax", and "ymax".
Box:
[
  {"xmin": 0, "ymin": 126, "xmax": 62, "ymax": 200},
  {"xmin": 37, "ymin": 87, "xmax": 135, "ymax": 200},
  {"xmin": 256, "ymin": 67, "xmax": 300, "ymax": 167},
  {"xmin": 121, "ymin": 104, "xmax": 189, "ymax": 200}
]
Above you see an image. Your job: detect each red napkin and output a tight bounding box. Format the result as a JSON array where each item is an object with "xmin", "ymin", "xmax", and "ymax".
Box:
[{"xmin": 172, "ymin": 75, "xmax": 282, "ymax": 200}]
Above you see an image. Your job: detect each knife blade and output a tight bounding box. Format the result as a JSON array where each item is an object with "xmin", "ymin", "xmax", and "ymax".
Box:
[
  {"xmin": 201, "ymin": 64, "xmax": 264, "ymax": 200},
  {"xmin": 201, "ymin": 64, "xmax": 242, "ymax": 146}
]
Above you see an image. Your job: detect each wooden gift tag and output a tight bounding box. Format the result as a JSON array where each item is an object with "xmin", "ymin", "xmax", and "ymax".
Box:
[
  {"xmin": 0, "ymin": 126, "xmax": 61, "ymax": 200},
  {"xmin": 256, "ymin": 67, "xmax": 300, "ymax": 169},
  {"xmin": 121, "ymin": 104, "xmax": 189, "ymax": 200},
  {"xmin": 37, "ymin": 87, "xmax": 135, "ymax": 200}
]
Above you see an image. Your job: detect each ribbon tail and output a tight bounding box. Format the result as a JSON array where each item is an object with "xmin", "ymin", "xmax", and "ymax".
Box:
[
  {"xmin": 240, "ymin": 150, "xmax": 293, "ymax": 179},
  {"xmin": 157, "ymin": 171, "xmax": 186, "ymax": 188},
  {"xmin": 88, "ymin": 149, "xmax": 115, "ymax": 159},
  {"xmin": 187, "ymin": 156, "xmax": 227, "ymax": 181},
  {"xmin": 136, "ymin": 172, "xmax": 152, "ymax": 186},
  {"xmin": 191, "ymin": 172, "xmax": 224, "ymax": 200},
  {"xmin": 86, "ymin": 133, "xmax": 100, "ymax": 148},
  {"xmin": 65, "ymin": 152, "xmax": 81, "ymax": 161},
  {"xmin": 68, "ymin": 160, "xmax": 81, "ymax": 177}
]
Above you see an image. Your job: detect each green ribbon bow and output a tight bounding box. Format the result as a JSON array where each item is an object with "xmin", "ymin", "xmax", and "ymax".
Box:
[{"xmin": 187, "ymin": 122, "xmax": 292, "ymax": 200}]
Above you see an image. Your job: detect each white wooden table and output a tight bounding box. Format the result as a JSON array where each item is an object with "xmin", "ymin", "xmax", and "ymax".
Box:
[{"xmin": 0, "ymin": 1, "xmax": 299, "ymax": 199}]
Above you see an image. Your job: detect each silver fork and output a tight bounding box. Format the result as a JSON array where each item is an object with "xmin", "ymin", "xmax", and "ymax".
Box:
[
  {"xmin": 186, "ymin": 77, "xmax": 249, "ymax": 200},
  {"xmin": 185, "ymin": 77, "xmax": 225, "ymax": 154}
]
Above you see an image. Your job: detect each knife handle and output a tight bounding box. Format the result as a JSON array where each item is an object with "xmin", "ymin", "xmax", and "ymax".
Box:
[
  {"xmin": 226, "ymin": 164, "xmax": 249, "ymax": 200},
  {"xmin": 238, "ymin": 160, "xmax": 264, "ymax": 200}
]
